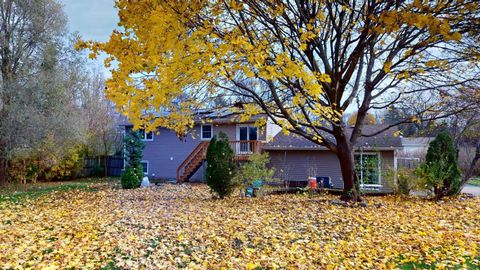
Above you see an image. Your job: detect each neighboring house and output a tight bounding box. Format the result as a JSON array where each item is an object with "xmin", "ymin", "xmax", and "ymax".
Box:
[
  {"xmin": 123, "ymin": 111, "xmax": 402, "ymax": 193},
  {"xmin": 400, "ymin": 137, "xmax": 434, "ymax": 156},
  {"xmin": 397, "ymin": 137, "xmax": 434, "ymax": 168}
]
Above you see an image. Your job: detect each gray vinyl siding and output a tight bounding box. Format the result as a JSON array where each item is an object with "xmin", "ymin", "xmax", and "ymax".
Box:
[
  {"xmin": 267, "ymin": 150, "xmax": 395, "ymax": 192},
  {"xmin": 138, "ymin": 120, "xmax": 395, "ymax": 190},
  {"xmin": 267, "ymin": 150, "xmax": 344, "ymax": 189},
  {"xmin": 141, "ymin": 127, "xmax": 199, "ymax": 180},
  {"xmin": 140, "ymin": 124, "xmax": 241, "ymax": 181}
]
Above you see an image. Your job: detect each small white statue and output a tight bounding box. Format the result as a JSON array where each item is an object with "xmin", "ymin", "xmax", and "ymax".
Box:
[{"xmin": 141, "ymin": 176, "xmax": 150, "ymax": 187}]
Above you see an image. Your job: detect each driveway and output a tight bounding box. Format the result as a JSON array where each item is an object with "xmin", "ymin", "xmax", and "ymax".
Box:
[{"xmin": 461, "ymin": 184, "xmax": 480, "ymax": 196}]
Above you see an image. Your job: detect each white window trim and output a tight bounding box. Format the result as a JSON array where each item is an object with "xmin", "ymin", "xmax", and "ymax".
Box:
[
  {"xmin": 141, "ymin": 160, "xmax": 149, "ymax": 175},
  {"xmin": 140, "ymin": 129, "xmax": 154, "ymax": 141},
  {"xmin": 354, "ymin": 152, "xmax": 382, "ymax": 188},
  {"xmin": 236, "ymin": 124, "xmax": 259, "ymax": 141},
  {"xmin": 201, "ymin": 124, "xmax": 213, "ymax": 140}
]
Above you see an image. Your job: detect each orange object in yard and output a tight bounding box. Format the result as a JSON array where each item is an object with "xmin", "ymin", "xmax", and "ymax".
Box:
[{"xmin": 308, "ymin": 177, "xmax": 317, "ymax": 189}]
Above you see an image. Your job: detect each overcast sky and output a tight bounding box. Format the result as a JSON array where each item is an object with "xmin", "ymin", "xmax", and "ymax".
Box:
[{"xmin": 60, "ymin": 0, "xmax": 118, "ymax": 75}]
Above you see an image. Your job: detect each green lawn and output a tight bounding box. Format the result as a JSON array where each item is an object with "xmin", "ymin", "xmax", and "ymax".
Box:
[
  {"xmin": 468, "ymin": 177, "xmax": 480, "ymax": 187},
  {"xmin": 0, "ymin": 177, "xmax": 118, "ymax": 203},
  {"xmin": 398, "ymin": 256, "xmax": 480, "ymax": 269}
]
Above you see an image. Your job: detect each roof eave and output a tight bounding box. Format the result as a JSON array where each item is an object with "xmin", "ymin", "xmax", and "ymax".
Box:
[{"xmin": 264, "ymin": 146, "xmax": 401, "ymax": 151}]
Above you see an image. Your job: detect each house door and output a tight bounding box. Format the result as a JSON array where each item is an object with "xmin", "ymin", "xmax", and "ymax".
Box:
[{"xmin": 237, "ymin": 125, "xmax": 258, "ymax": 154}]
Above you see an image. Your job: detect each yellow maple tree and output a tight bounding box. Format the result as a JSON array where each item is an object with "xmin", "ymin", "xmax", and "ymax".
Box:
[
  {"xmin": 347, "ymin": 112, "xmax": 377, "ymax": 126},
  {"xmin": 78, "ymin": 0, "xmax": 480, "ymax": 201}
]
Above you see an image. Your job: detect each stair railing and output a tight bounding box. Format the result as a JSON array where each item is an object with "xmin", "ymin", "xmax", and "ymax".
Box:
[{"xmin": 176, "ymin": 141, "xmax": 209, "ymax": 182}]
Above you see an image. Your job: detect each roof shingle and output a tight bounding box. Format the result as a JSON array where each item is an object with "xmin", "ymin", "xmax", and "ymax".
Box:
[{"xmin": 264, "ymin": 125, "xmax": 402, "ymax": 151}]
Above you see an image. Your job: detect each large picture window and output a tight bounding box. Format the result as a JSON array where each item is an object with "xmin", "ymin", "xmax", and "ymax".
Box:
[{"xmin": 355, "ymin": 153, "xmax": 381, "ymax": 187}]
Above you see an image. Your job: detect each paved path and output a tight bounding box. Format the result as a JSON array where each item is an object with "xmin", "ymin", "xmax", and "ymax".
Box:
[{"xmin": 461, "ymin": 184, "xmax": 480, "ymax": 196}]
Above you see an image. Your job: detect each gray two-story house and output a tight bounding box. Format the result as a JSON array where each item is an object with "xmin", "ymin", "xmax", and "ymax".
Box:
[{"xmin": 123, "ymin": 111, "xmax": 402, "ymax": 192}]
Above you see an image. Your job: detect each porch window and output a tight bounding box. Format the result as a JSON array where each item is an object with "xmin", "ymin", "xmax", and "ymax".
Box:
[
  {"xmin": 238, "ymin": 126, "xmax": 258, "ymax": 141},
  {"xmin": 237, "ymin": 125, "xmax": 258, "ymax": 154},
  {"xmin": 249, "ymin": 126, "xmax": 258, "ymax": 140},
  {"xmin": 354, "ymin": 153, "xmax": 381, "ymax": 187},
  {"xmin": 201, "ymin": 125, "xmax": 212, "ymax": 140}
]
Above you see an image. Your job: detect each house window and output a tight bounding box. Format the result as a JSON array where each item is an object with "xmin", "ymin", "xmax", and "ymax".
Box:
[
  {"xmin": 355, "ymin": 153, "xmax": 381, "ymax": 187},
  {"xmin": 237, "ymin": 125, "xmax": 259, "ymax": 154},
  {"xmin": 140, "ymin": 129, "xmax": 154, "ymax": 141},
  {"xmin": 201, "ymin": 125, "xmax": 212, "ymax": 140},
  {"xmin": 141, "ymin": 161, "xmax": 149, "ymax": 175},
  {"xmin": 237, "ymin": 125, "xmax": 258, "ymax": 141}
]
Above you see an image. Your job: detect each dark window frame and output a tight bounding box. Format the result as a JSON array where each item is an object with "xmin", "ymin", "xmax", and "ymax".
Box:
[
  {"xmin": 141, "ymin": 161, "xmax": 149, "ymax": 175},
  {"xmin": 201, "ymin": 124, "xmax": 213, "ymax": 140}
]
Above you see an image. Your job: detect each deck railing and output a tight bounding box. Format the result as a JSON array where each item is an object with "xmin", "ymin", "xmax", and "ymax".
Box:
[{"xmin": 230, "ymin": 140, "xmax": 263, "ymax": 160}]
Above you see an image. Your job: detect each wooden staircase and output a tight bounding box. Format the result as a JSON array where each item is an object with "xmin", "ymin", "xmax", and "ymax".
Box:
[
  {"xmin": 176, "ymin": 141, "xmax": 209, "ymax": 183},
  {"xmin": 176, "ymin": 140, "xmax": 264, "ymax": 182}
]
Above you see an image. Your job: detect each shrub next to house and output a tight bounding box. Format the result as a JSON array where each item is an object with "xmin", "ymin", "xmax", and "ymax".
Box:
[
  {"xmin": 121, "ymin": 167, "xmax": 140, "ymax": 189},
  {"xmin": 206, "ymin": 132, "xmax": 237, "ymax": 198},
  {"xmin": 417, "ymin": 132, "xmax": 461, "ymax": 199},
  {"xmin": 233, "ymin": 153, "xmax": 276, "ymax": 191},
  {"xmin": 121, "ymin": 130, "xmax": 145, "ymax": 189}
]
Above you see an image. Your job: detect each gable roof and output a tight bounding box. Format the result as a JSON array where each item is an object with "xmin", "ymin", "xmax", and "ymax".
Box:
[
  {"xmin": 264, "ymin": 125, "xmax": 402, "ymax": 151},
  {"xmin": 120, "ymin": 107, "xmax": 266, "ymax": 126}
]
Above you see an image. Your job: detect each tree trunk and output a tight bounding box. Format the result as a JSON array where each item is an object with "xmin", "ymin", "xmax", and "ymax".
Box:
[
  {"xmin": 104, "ymin": 155, "xmax": 108, "ymax": 178},
  {"xmin": 0, "ymin": 157, "xmax": 7, "ymax": 186},
  {"xmin": 334, "ymin": 131, "xmax": 362, "ymax": 202},
  {"xmin": 461, "ymin": 140, "xmax": 480, "ymax": 187}
]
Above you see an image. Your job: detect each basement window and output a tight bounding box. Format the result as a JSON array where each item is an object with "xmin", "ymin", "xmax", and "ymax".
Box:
[{"xmin": 141, "ymin": 161, "xmax": 149, "ymax": 175}]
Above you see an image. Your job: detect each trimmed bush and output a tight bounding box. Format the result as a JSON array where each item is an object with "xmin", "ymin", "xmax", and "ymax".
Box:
[
  {"xmin": 206, "ymin": 132, "xmax": 237, "ymax": 199},
  {"xmin": 121, "ymin": 167, "xmax": 140, "ymax": 189},
  {"xmin": 135, "ymin": 163, "xmax": 144, "ymax": 181},
  {"xmin": 417, "ymin": 132, "xmax": 461, "ymax": 199},
  {"xmin": 121, "ymin": 129, "xmax": 145, "ymax": 189},
  {"xmin": 124, "ymin": 130, "xmax": 145, "ymax": 169}
]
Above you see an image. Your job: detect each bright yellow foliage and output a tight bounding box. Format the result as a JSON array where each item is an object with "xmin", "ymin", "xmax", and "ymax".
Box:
[
  {"xmin": 77, "ymin": 0, "xmax": 475, "ymax": 140},
  {"xmin": 347, "ymin": 111, "xmax": 377, "ymax": 126},
  {"xmin": 0, "ymin": 183, "xmax": 479, "ymax": 269}
]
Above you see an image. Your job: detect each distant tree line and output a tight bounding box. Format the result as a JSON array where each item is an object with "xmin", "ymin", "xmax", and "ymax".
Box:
[{"xmin": 0, "ymin": 0, "xmax": 121, "ymax": 185}]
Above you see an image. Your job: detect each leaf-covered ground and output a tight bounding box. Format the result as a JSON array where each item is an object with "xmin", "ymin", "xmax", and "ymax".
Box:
[{"xmin": 0, "ymin": 182, "xmax": 479, "ymax": 269}]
